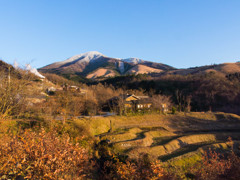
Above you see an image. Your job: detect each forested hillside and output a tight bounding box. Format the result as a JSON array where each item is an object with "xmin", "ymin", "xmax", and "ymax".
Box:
[{"xmin": 99, "ymin": 72, "xmax": 240, "ymax": 115}]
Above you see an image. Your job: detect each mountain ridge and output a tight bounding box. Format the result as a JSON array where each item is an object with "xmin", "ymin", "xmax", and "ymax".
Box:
[
  {"xmin": 38, "ymin": 51, "xmax": 240, "ymax": 80},
  {"xmin": 38, "ymin": 51, "xmax": 174, "ymax": 79}
]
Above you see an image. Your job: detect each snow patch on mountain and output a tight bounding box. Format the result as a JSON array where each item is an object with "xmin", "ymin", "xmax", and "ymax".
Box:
[
  {"xmin": 118, "ymin": 61, "xmax": 125, "ymax": 73},
  {"xmin": 55, "ymin": 51, "xmax": 105, "ymax": 65},
  {"xmin": 121, "ymin": 58, "xmax": 145, "ymax": 65}
]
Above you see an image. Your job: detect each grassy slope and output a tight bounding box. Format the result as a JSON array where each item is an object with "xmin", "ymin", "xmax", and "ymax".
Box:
[
  {"xmin": 1, "ymin": 111, "xmax": 240, "ymax": 178},
  {"xmin": 75, "ymin": 112, "xmax": 240, "ymax": 164},
  {"xmin": 80, "ymin": 112, "xmax": 240, "ymax": 135}
]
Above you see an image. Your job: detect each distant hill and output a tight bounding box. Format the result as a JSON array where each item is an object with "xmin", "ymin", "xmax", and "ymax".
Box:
[
  {"xmin": 38, "ymin": 51, "xmax": 175, "ymax": 79},
  {"xmin": 164, "ymin": 62, "xmax": 240, "ymax": 76}
]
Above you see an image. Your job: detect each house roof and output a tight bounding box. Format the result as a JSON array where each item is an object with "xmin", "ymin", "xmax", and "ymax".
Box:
[
  {"xmin": 107, "ymin": 94, "xmax": 151, "ymax": 104},
  {"xmin": 115, "ymin": 94, "xmax": 151, "ymax": 102},
  {"xmin": 135, "ymin": 95, "xmax": 149, "ymax": 99}
]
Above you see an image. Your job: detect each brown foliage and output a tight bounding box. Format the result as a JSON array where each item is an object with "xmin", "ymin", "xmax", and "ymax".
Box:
[
  {"xmin": 189, "ymin": 149, "xmax": 240, "ymax": 180},
  {"xmin": 99, "ymin": 154, "xmax": 171, "ymax": 180},
  {"xmin": 0, "ymin": 129, "xmax": 92, "ymax": 179},
  {"xmin": 42, "ymin": 91, "xmax": 86, "ymax": 119},
  {"xmin": 43, "ymin": 73, "xmax": 75, "ymax": 86},
  {"xmin": 115, "ymin": 160, "xmax": 166, "ymax": 180},
  {"xmin": 0, "ymin": 75, "xmax": 28, "ymax": 119}
]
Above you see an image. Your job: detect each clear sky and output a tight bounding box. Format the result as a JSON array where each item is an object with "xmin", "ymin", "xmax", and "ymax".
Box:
[{"xmin": 0, "ymin": 0, "xmax": 240, "ymax": 69}]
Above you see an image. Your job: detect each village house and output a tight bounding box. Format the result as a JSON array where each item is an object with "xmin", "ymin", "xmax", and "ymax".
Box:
[
  {"xmin": 106, "ymin": 94, "xmax": 152, "ymax": 114},
  {"xmin": 62, "ymin": 84, "xmax": 80, "ymax": 92},
  {"xmin": 46, "ymin": 84, "xmax": 87, "ymax": 95}
]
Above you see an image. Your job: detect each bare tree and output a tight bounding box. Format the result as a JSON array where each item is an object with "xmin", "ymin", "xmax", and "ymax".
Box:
[
  {"xmin": 176, "ymin": 89, "xmax": 183, "ymax": 112},
  {"xmin": 0, "ymin": 70, "xmax": 29, "ymax": 119},
  {"xmin": 151, "ymin": 94, "xmax": 172, "ymax": 114}
]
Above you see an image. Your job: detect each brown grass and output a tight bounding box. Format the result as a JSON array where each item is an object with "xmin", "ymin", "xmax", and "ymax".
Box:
[
  {"xmin": 86, "ymin": 68, "xmax": 116, "ymax": 79},
  {"xmin": 126, "ymin": 64, "xmax": 163, "ymax": 75}
]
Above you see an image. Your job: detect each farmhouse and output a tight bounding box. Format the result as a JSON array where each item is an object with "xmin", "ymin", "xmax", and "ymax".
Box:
[
  {"xmin": 123, "ymin": 94, "xmax": 152, "ymax": 109},
  {"xmin": 106, "ymin": 94, "xmax": 152, "ymax": 113}
]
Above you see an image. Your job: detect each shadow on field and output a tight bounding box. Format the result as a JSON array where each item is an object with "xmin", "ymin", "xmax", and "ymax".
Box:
[
  {"xmin": 167, "ymin": 113, "xmax": 240, "ymax": 133},
  {"xmin": 158, "ymin": 142, "xmax": 214, "ymax": 162}
]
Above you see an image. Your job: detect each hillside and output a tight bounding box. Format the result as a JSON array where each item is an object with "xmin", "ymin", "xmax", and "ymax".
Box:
[
  {"xmin": 164, "ymin": 62, "xmax": 240, "ymax": 76},
  {"xmin": 91, "ymin": 112, "xmax": 240, "ymax": 160},
  {"xmin": 86, "ymin": 68, "xmax": 118, "ymax": 79},
  {"xmin": 0, "ymin": 60, "xmax": 21, "ymax": 79},
  {"xmin": 126, "ymin": 64, "xmax": 163, "ymax": 75}
]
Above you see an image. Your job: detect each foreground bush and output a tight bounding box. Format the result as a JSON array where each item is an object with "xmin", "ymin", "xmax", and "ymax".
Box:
[
  {"xmin": 1, "ymin": 126, "xmax": 240, "ymax": 180},
  {"xmin": 96, "ymin": 147, "xmax": 172, "ymax": 180},
  {"xmin": 190, "ymin": 149, "xmax": 240, "ymax": 180},
  {"xmin": 100, "ymin": 159, "xmax": 170, "ymax": 180},
  {"xmin": 0, "ymin": 129, "xmax": 92, "ymax": 179}
]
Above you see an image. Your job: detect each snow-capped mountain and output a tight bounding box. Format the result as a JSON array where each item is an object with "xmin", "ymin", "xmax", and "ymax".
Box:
[
  {"xmin": 38, "ymin": 51, "xmax": 175, "ymax": 79},
  {"xmin": 121, "ymin": 58, "xmax": 145, "ymax": 65},
  {"xmin": 54, "ymin": 51, "xmax": 105, "ymax": 66}
]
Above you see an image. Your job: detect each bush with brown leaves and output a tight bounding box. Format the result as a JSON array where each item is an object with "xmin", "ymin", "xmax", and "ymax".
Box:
[
  {"xmin": 188, "ymin": 148, "xmax": 240, "ymax": 180},
  {"xmin": 0, "ymin": 129, "xmax": 92, "ymax": 179},
  {"xmin": 98, "ymin": 153, "xmax": 171, "ymax": 180}
]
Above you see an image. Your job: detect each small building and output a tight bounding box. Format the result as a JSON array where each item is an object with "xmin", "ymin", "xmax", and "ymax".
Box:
[
  {"xmin": 135, "ymin": 98, "xmax": 152, "ymax": 110},
  {"xmin": 62, "ymin": 84, "xmax": 80, "ymax": 92},
  {"xmin": 105, "ymin": 94, "xmax": 152, "ymax": 114}
]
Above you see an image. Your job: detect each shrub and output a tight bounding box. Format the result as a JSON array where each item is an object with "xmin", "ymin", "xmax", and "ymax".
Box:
[
  {"xmin": 171, "ymin": 106, "xmax": 176, "ymax": 114},
  {"xmin": 189, "ymin": 149, "xmax": 240, "ymax": 180},
  {"xmin": 98, "ymin": 153, "xmax": 172, "ymax": 180},
  {"xmin": 0, "ymin": 129, "xmax": 92, "ymax": 179},
  {"xmin": 0, "ymin": 77, "xmax": 27, "ymax": 119}
]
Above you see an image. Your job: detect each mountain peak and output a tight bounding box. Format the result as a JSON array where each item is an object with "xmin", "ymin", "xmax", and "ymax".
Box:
[
  {"xmin": 55, "ymin": 51, "xmax": 105, "ymax": 65},
  {"xmin": 121, "ymin": 58, "xmax": 145, "ymax": 64},
  {"xmin": 39, "ymin": 52, "xmax": 176, "ymax": 78},
  {"xmin": 80, "ymin": 51, "xmax": 104, "ymax": 57}
]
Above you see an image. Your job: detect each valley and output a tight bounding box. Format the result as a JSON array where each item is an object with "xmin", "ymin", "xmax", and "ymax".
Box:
[
  {"xmin": 0, "ymin": 58, "xmax": 240, "ymax": 179},
  {"xmin": 2, "ymin": 1, "xmax": 240, "ymax": 179}
]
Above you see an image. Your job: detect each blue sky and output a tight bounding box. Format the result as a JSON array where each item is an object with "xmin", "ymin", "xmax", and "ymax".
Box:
[{"xmin": 0, "ymin": 0, "xmax": 240, "ymax": 68}]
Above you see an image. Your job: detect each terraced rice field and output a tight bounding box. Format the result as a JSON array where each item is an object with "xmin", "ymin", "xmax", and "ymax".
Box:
[{"xmin": 97, "ymin": 112, "xmax": 240, "ymax": 163}]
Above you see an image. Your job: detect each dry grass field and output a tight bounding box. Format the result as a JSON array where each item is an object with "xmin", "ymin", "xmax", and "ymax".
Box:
[
  {"xmin": 1, "ymin": 111, "xmax": 240, "ymax": 179},
  {"xmin": 75, "ymin": 112, "xmax": 240, "ymax": 166}
]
